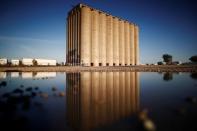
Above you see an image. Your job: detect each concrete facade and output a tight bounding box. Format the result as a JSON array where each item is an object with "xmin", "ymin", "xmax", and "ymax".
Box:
[{"xmin": 66, "ymin": 3, "xmax": 139, "ymax": 66}]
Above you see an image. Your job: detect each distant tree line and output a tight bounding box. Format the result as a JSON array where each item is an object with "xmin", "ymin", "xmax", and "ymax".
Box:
[
  {"xmin": 189, "ymin": 55, "xmax": 197, "ymax": 63},
  {"xmin": 157, "ymin": 54, "xmax": 197, "ymax": 65},
  {"xmin": 157, "ymin": 54, "xmax": 173, "ymax": 65},
  {"xmin": 162, "ymin": 54, "xmax": 172, "ymax": 64}
]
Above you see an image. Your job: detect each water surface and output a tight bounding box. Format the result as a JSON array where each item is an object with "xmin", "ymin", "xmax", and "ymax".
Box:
[{"xmin": 0, "ymin": 71, "xmax": 197, "ymax": 131}]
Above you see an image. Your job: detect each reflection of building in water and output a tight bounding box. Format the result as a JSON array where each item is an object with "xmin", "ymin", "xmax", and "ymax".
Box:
[
  {"xmin": 22, "ymin": 72, "xmax": 33, "ymax": 79},
  {"xmin": 0, "ymin": 72, "xmax": 6, "ymax": 79},
  {"xmin": 33, "ymin": 72, "xmax": 56, "ymax": 78},
  {"xmin": 11, "ymin": 72, "xmax": 19, "ymax": 78},
  {"xmin": 66, "ymin": 72, "xmax": 140, "ymax": 130},
  {"xmin": 21, "ymin": 72, "xmax": 57, "ymax": 79}
]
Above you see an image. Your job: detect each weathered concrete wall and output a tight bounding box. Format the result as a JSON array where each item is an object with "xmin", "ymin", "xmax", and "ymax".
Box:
[
  {"xmin": 134, "ymin": 25, "xmax": 139, "ymax": 65},
  {"xmin": 81, "ymin": 7, "xmax": 91, "ymax": 66},
  {"xmin": 119, "ymin": 20, "xmax": 124, "ymax": 66},
  {"xmin": 130, "ymin": 24, "xmax": 135, "ymax": 65},
  {"xmin": 77, "ymin": 11, "xmax": 80, "ymax": 64},
  {"xmin": 73, "ymin": 12, "xmax": 76, "ymax": 65},
  {"xmin": 106, "ymin": 15, "xmax": 113, "ymax": 66},
  {"xmin": 113, "ymin": 18, "xmax": 119, "ymax": 66},
  {"xmin": 72, "ymin": 12, "xmax": 74, "ymax": 65},
  {"xmin": 75, "ymin": 11, "xmax": 78, "ymax": 65},
  {"xmin": 128, "ymin": 24, "xmax": 131, "ymax": 65},
  {"xmin": 66, "ymin": 4, "xmax": 139, "ymax": 66},
  {"xmin": 91, "ymin": 10, "xmax": 99, "ymax": 66},
  {"xmin": 125, "ymin": 22, "xmax": 130, "ymax": 65},
  {"xmin": 99, "ymin": 13, "xmax": 107, "ymax": 66},
  {"xmin": 122, "ymin": 22, "xmax": 125, "ymax": 66}
]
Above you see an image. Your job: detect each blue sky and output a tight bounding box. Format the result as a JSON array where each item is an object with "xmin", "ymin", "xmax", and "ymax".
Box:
[{"xmin": 0, "ymin": 0, "xmax": 196, "ymax": 63}]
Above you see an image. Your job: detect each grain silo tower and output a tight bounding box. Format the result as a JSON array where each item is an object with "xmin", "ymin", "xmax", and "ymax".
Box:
[{"xmin": 66, "ymin": 3, "xmax": 139, "ymax": 66}]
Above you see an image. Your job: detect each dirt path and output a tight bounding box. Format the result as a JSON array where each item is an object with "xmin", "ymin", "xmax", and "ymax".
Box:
[{"xmin": 0, "ymin": 65, "xmax": 197, "ymax": 72}]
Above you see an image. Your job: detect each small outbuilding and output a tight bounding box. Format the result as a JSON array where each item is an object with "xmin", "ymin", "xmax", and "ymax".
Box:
[
  {"xmin": 35, "ymin": 59, "xmax": 56, "ymax": 66},
  {"xmin": 22, "ymin": 58, "xmax": 33, "ymax": 66},
  {"xmin": 11, "ymin": 59, "xmax": 20, "ymax": 66},
  {"xmin": 0, "ymin": 58, "xmax": 7, "ymax": 65}
]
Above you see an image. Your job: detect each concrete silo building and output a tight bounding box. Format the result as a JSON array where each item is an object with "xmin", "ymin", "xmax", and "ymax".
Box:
[{"xmin": 66, "ymin": 3, "xmax": 139, "ymax": 66}]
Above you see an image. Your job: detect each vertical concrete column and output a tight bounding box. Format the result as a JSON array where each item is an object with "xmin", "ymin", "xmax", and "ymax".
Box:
[
  {"xmin": 69, "ymin": 15, "xmax": 72, "ymax": 64},
  {"xmin": 77, "ymin": 11, "xmax": 80, "ymax": 64},
  {"xmin": 119, "ymin": 20, "xmax": 125, "ymax": 66},
  {"xmin": 75, "ymin": 12, "xmax": 78, "ymax": 65},
  {"xmin": 125, "ymin": 22, "xmax": 130, "ymax": 66},
  {"xmin": 73, "ymin": 12, "xmax": 76, "ymax": 65},
  {"xmin": 91, "ymin": 10, "xmax": 99, "ymax": 66},
  {"xmin": 99, "ymin": 13, "xmax": 106, "ymax": 66},
  {"xmin": 67, "ymin": 16, "xmax": 70, "ymax": 64},
  {"xmin": 130, "ymin": 24, "xmax": 135, "ymax": 65},
  {"xmin": 119, "ymin": 20, "xmax": 122, "ymax": 65},
  {"xmin": 71, "ymin": 12, "xmax": 73, "ymax": 65},
  {"xmin": 81, "ymin": 6, "xmax": 91, "ymax": 66},
  {"xmin": 128, "ymin": 24, "xmax": 131, "ymax": 65},
  {"xmin": 68, "ymin": 15, "xmax": 71, "ymax": 65},
  {"xmin": 113, "ymin": 18, "xmax": 119, "ymax": 66},
  {"xmin": 122, "ymin": 21, "xmax": 125, "ymax": 66},
  {"xmin": 106, "ymin": 15, "xmax": 113, "ymax": 66},
  {"xmin": 74, "ymin": 10, "xmax": 78, "ymax": 65},
  {"xmin": 110, "ymin": 16, "xmax": 113, "ymax": 66},
  {"xmin": 134, "ymin": 25, "xmax": 139, "ymax": 65},
  {"xmin": 75, "ymin": 11, "xmax": 78, "ymax": 65},
  {"xmin": 69, "ymin": 13, "xmax": 72, "ymax": 65}
]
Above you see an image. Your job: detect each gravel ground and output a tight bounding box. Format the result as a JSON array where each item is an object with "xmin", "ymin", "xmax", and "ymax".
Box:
[{"xmin": 0, "ymin": 65, "xmax": 197, "ymax": 72}]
